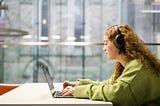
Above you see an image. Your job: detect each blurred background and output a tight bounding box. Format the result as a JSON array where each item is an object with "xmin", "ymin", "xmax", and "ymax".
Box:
[{"xmin": 0, "ymin": 0, "xmax": 160, "ymax": 84}]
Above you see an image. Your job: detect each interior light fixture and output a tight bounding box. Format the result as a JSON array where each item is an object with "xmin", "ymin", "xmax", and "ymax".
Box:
[
  {"xmin": 40, "ymin": 36, "xmax": 49, "ymax": 41},
  {"xmin": 42, "ymin": 19, "xmax": 47, "ymax": 24},
  {"xmin": 141, "ymin": 10, "xmax": 160, "ymax": 13},
  {"xmin": 0, "ymin": 5, "xmax": 8, "ymax": 10},
  {"xmin": 67, "ymin": 36, "xmax": 76, "ymax": 41},
  {"xmin": 80, "ymin": 35, "xmax": 90, "ymax": 40},
  {"xmin": 22, "ymin": 34, "xmax": 32, "ymax": 39},
  {"xmin": 51, "ymin": 35, "xmax": 61, "ymax": 40},
  {"xmin": 0, "ymin": 28, "xmax": 29, "ymax": 37},
  {"xmin": 0, "ymin": 2, "xmax": 29, "ymax": 37}
]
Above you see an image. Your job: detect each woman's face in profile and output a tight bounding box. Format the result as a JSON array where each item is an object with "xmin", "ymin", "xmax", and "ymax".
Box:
[{"xmin": 103, "ymin": 37, "xmax": 119, "ymax": 60}]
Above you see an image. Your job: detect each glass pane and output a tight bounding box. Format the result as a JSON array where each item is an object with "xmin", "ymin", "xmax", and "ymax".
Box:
[{"xmin": 0, "ymin": 0, "xmax": 160, "ymax": 83}]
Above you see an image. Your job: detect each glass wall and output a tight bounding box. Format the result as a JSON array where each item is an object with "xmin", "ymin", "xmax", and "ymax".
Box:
[
  {"xmin": 0, "ymin": 0, "xmax": 160, "ymax": 83},
  {"xmin": 0, "ymin": 43, "xmax": 114, "ymax": 83}
]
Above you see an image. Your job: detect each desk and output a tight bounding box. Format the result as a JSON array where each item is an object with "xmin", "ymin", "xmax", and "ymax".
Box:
[{"xmin": 0, "ymin": 83, "xmax": 112, "ymax": 106}]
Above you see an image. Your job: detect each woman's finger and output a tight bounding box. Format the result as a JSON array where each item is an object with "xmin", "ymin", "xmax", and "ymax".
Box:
[
  {"xmin": 60, "ymin": 87, "xmax": 71, "ymax": 95},
  {"xmin": 61, "ymin": 88, "xmax": 74, "ymax": 96}
]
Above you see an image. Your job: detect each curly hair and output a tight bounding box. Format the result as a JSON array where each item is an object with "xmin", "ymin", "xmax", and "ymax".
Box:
[{"xmin": 105, "ymin": 24, "xmax": 160, "ymax": 80}]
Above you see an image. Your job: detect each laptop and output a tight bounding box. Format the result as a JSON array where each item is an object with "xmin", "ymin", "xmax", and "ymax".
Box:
[{"xmin": 39, "ymin": 62, "xmax": 74, "ymax": 98}]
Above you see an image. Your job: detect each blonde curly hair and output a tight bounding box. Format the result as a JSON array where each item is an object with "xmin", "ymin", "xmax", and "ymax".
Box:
[{"xmin": 105, "ymin": 24, "xmax": 160, "ymax": 80}]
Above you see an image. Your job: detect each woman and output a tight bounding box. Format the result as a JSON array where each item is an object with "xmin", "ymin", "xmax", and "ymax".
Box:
[{"xmin": 61, "ymin": 24, "xmax": 160, "ymax": 106}]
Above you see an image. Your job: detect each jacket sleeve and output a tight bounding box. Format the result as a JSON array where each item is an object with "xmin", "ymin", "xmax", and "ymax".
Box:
[
  {"xmin": 78, "ymin": 76, "xmax": 114, "ymax": 85},
  {"xmin": 74, "ymin": 80, "xmax": 135, "ymax": 104},
  {"xmin": 74, "ymin": 60, "xmax": 142, "ymax": 105}
]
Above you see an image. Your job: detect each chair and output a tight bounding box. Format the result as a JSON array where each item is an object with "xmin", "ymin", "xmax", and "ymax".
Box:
[{"xmin": 0, "ymin": 85, "xmax": 19, "ymax": 95}]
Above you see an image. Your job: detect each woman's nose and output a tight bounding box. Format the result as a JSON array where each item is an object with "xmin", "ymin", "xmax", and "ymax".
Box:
[{"xmin": 103, "ymin": 46, "xmax": 106, "ymax": 51}]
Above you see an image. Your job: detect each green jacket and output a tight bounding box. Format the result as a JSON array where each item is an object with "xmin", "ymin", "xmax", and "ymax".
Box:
[{"xmin": 74, "ymin": 59, "xmax": 160, "ymax": 106}]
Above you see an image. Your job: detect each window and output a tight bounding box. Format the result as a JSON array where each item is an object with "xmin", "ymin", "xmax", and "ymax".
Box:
[
  {"xmin": 74, "ymin": 0, "xmax": 85, "ymax": 42},
  {"xmin": 41, "ymin": 0, "xmax": 49, "ymax": 37}
]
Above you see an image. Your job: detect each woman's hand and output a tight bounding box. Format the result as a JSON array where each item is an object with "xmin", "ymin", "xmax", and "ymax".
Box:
[
  {"xmin": 60, "ymin": 81, "xmax": 79, "ymax": 96},
  {"xmin": 63, "ymin": 81, "xmax": 79, "ymax": 89},
  {"xmin": 60, "ymin": 86, "xmax": 75, "ymax": 96}
]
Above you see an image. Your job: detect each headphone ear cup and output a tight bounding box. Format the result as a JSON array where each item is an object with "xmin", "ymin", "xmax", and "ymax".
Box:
[{"xmin": 114, "ymin": 34, "xmax": 125, "ymax": 51}]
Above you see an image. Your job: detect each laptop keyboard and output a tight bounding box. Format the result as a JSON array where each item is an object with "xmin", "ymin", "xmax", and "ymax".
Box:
[
  {"xmin": 54, "ymin": 91, "xmax": 62, "ymax": 96},
  {"xmin": 53, "ymin": 91, "xmax": 73, "ymax": 98}
]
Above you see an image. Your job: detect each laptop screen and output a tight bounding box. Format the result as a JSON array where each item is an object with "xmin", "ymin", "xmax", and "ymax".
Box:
[
  {"xmin": 39, "ymin": 62, "xmax": 55, "ymax": 94},
  {"xmin": 39, "ymin": 62, "xmax": 74, "ymax": 98}
]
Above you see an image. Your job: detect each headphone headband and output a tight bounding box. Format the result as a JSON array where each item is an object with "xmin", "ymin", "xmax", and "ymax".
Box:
[{"xmin": 114, "ymin": 25, "xmax": 121, "ymax": 35}]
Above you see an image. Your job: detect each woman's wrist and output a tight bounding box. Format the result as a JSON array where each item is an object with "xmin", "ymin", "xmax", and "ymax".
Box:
[{"xmin": 75, "ymin": 81, "xmax": 80, "ymax": 86}]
